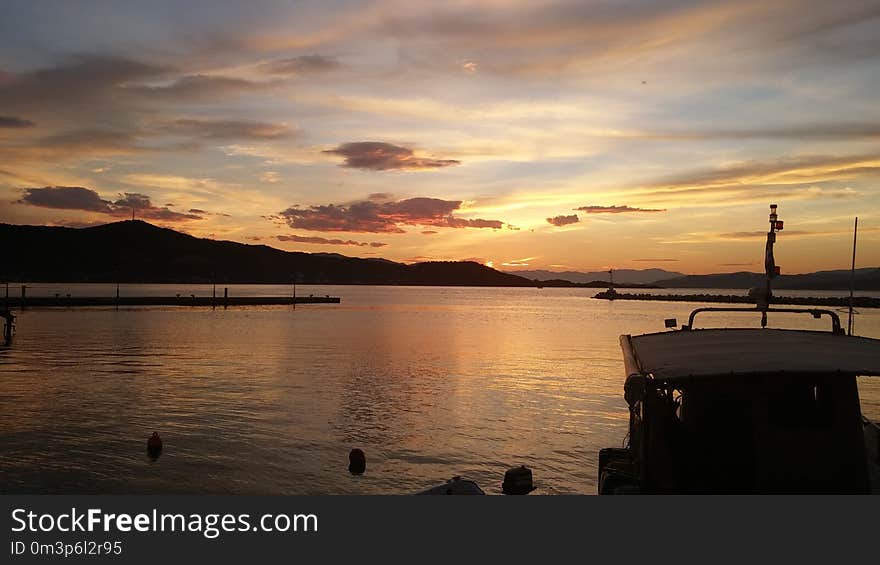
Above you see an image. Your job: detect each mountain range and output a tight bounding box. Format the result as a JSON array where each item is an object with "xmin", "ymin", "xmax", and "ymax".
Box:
[
  {"xmin": 1, "ymin": 221, "xmax": 532, "ymax": 286},
  {"xmin": 654, "ymin": 269, "xmax": 880, "ymax": 291},
  {"xmin": 506, "ymin": 268, "xmax": 684, "ymax": 285},
  {"xmin": 2, "ymin": 221, "xmax": 877, "ymax": 289}
]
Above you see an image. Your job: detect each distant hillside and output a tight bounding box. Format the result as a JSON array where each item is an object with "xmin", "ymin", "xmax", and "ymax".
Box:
[
  {"xmin": 655, "ymin": 268, "xmax": 880, "ymax": 290},
  {"xmin": 507, "ymin": 268, "xmax": 685, "ymax": 285},
  {"xmin": 0, "ymin": 221, "xmax": 534, "ymax": 287}
]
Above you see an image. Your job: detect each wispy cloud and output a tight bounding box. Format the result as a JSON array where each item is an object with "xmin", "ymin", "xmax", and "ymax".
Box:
[
  {"xmin": 717, "ymin": 230, "xmax": 812, "ymax": 240},
  {"xmin": 620, "ymin": 155, "xmax": 877, "ymax": 207},
  {"xmin": 257, "ymin": 54, "xmax": 341, "ymax": 75},
  {"xmin": 166, "ymin": 118, "xmax": 292, "ymax": 140},
  {"xmin": 123, "ymin": 74, "xmax": 265, "ymax": 101},
  {"xmin": 576, "ymin": 205, "xmax": 666, "ymax": 214}
]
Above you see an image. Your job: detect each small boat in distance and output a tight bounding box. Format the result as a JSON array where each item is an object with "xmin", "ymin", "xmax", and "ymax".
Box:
[{"xmin": 599, "ymin": 205, "xmax": 880, "ymax": 493}]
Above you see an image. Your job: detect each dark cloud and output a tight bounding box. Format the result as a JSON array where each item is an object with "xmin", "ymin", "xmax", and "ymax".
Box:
[
  {"xmin": 278, "ymin": 196, "xmax": 504, "ymax": 233},
  {"xmin": 19, "ymin": 186, "xmax": 112, "ymax": 212},
  {"xmin": 18, "ymin": 186, "xmax": 203, "ymax": 222},
  {"xmin": 113, "ymin": 192, "xmax": 152, "ymax": 210},
  {"xmin": 0, "ymin": 56, "xmax": 273, "ymax": 153},
  {"xmin": 546, "ymin": 214, "xmax": 579, "ymax": 226},
  {"xmin": 421, "ymin": 230, "xmax": 438, "ymax": 235},
  {"xmin": 277, "ymin": 234, "xmax": 387, "ymax": 247},
  {"xmin": 323, "ymin": 142, "xmax": 460, "ymax": 171},
  {"xmin": 0, "ymin": 56, "xmax": 167, "ymax": 121},
  {"xmin": 258, "ymin": 54, "xmax": 341, "ymax": 75},
  {"xmin": 0, "ymin": 116, "xmax": 35, "ymax": 128},
  {"xmin": 167, "ymin": 118, "xmax": 292, "ymax": 140},
  {"xmin": 189, "ymin": 208, "xmax": 207, "ymax": 214},
  {"xmin": 368, "ymin": 192, "xmax": 393, "ymax": 201},
  {"xmin": 576, "ymin": 205, "xmax": 666, "ymax": 214},
  {"xmin": 41, "ymin": 128, "xmax": 140, "ymax": 149}
]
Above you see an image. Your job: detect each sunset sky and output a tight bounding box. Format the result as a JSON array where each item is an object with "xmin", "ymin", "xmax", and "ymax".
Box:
[{"xmin": 1, "ymin": 0, "xmax": 878, "ymax": 274}]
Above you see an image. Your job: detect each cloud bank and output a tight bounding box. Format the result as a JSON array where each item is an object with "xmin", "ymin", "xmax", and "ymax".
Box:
[{"xmin": 18, "ymin": 186, "xmax": 203, "ymax": 222}]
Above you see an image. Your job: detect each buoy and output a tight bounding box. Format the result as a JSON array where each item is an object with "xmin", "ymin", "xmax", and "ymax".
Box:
[
  {"xmin": 502, "ymin": 465, "xmax": 536, "ymax": 495},
  {"xmin": 348, "ymin": 448, "xmax": 366, "ymax": 475},
  {"xmin": 147, "ymin": 432, "xmax": 163, "ymax": 460}
]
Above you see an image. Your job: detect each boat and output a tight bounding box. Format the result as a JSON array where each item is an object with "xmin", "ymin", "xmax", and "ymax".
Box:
[{"xmin": 598, "ymin": 205, "xmax": 880, "ymax": 493}]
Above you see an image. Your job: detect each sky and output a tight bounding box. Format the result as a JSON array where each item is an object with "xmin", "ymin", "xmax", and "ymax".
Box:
[{"xmin": 1, "ymin": 0, "xmax": 878, "ymax": 274}]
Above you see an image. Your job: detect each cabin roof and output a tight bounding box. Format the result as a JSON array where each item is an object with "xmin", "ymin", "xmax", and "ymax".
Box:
[{"xmin": 623, "ymin": 328, "xmax": 880, "ymax": 383}]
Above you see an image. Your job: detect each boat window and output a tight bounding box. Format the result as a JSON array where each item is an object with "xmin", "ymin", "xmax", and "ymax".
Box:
[{"xmin": 768, "ymin": 380, "xmax": 834, "ymax": 429}]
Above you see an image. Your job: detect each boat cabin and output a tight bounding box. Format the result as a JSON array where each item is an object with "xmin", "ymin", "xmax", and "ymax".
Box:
[{"xmin": 600, "ymin": 317, "xmax": 880, "ymax": 494}]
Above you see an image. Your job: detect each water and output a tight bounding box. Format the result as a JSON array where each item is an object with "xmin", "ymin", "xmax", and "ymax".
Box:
[{"xmin": 1, "ymin": 285, "xmax": 879, "ymax": 494}]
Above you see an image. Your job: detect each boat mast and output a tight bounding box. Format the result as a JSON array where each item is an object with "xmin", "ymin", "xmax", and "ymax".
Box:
[
  {"xmin": 847, "ymin": 217, "xmax": 858, "ymax": 336},
  {"xmin": 762, "ymin": 204, "xmax": 783, "ymax": 328}
]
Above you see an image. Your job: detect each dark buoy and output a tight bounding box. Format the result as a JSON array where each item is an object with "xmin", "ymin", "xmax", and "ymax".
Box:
[
  {"xmin": 147, "ymin": 432, "xmax": 163, "ymax": 461},
  {"xmin": 502, "ymin": 465, "xmax": 536, "ymax": 495},
  {"xmin": 348, "ymin": 448, "xmax": 366, "ymax": 475}
]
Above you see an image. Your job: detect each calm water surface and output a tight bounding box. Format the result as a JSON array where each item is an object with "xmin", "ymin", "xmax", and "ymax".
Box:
[{"xmin": 2, "ymin": 285, "xmax": 879, "ymax": 494}]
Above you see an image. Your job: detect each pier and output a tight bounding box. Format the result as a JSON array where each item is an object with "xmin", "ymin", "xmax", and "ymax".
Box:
[
  {"xmin": 593, "ymin": 290, "xmax": 880, "ymax": 308},
  {"xmin": 4, "ymin": 295, "xmax": 341, "ymax": 308},
  {"xmin": 1, "ymin": 308, "xmax": 14, "ymax": 342}
]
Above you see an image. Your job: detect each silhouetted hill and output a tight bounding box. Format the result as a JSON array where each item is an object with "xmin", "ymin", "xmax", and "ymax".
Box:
[
  {"xmin": 0, "ymin": 221, "xmax": 535, "ymax": 286},
  {"xmin": 507, "ymin": 268, "xmax": 684, "ymax": 284},
  {"xmin": 655, "ymin": 268, "xmax": 880, "ymax": 290}
]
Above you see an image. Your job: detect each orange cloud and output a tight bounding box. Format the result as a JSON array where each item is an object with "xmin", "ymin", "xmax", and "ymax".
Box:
[{"xmin": 277, "ymin": 197, "xmax": 504, "ymax": 233}]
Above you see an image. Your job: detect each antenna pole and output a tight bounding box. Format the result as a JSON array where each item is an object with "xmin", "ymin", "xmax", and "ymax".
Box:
[
  {"xmin": 847, "ymin": 217, "xmax": 858, "ymax": 336},
  {"xmin": 762, "ymin": 204, "xmax": 783, "ymax": 328}
]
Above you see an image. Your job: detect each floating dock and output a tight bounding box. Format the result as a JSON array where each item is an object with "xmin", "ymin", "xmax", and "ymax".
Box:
[
  {"xmin": 3, "ymin": 296, "xmax": 340, "ymax": 308},
  {"xmin": 593, "ymin": 290, "xmax": 879, "ymax": 308}
]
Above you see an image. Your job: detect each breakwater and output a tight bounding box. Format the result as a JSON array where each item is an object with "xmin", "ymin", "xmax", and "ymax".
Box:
[
  {"xmin": 593, "ymin": 290, "xmax": 879, "ymax": 308},
  {"xmin": 4, "ymin": 295, "xmax": 340, "ymax": 308}
]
